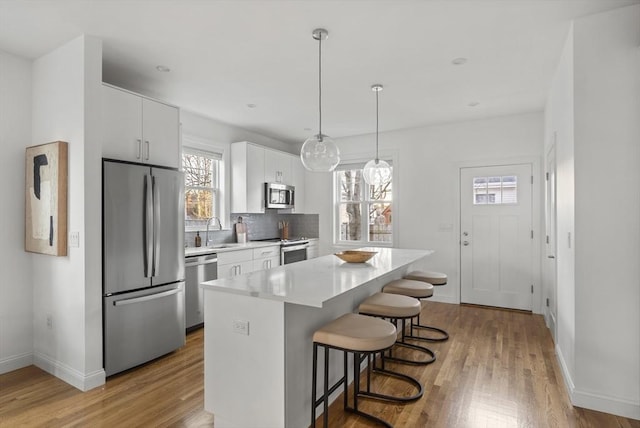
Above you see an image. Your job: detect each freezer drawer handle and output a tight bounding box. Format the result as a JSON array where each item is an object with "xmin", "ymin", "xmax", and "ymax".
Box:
[{"xmin": 113, "ymin": 288, "xmax": 181, "ymax": 306}]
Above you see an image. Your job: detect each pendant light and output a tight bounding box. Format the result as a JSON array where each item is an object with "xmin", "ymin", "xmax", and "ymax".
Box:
[
  {"xmin": 300, "ymin": 28, "xmax": 340, "ymax": 172},
  {"xmin": 362, "ymin": 84, "xmax": 392, "ymax": 186}
]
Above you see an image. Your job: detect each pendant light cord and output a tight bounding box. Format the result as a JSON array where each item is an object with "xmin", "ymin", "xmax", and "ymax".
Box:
[
  {"xmin": 318, "ymin": 36, "xmax": 323, "ymax": 138},
  {"xmin": 375, "ymin": 88, "xmax": 379, "ymax": 162}
]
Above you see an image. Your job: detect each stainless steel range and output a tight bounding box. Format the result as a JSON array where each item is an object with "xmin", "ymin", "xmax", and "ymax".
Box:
[{"xmin": 255, "ymin": 237, "xmax": 310, "ymax": 265}]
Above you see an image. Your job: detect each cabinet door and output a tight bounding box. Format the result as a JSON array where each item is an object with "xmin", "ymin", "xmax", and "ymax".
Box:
[
  {"xmin": 217, "ymin": 261, "xmax": 253, "ymax": 279},
  {"xmin": 290, "ymin": 155, "xmax": 305, "ymax": 213},
  {"xmin": 253, "ymin": 256, "xmax": 280, "ymax": 271},
  {"xmin": 264, "ymin": 149, "xmax": 291, "ymax": 184},
  {"xmin": 142, "ymin": 98, "xmax": 180, "ymax": 168},
  {"xmin": 246, "ymin": 144, "xmax": 266, "ymax": 212},
  {"xmin": 102, "ymin": 85, "xmax": 143, "ymax": 161}
]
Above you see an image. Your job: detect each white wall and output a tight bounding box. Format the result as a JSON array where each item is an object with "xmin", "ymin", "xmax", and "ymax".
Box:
[
  {"xmin": 544, "ymin": 28, "xmax": 576, "ymax": 387},
  {"xmin": 306, "ymin": 112, "xmax": 544, "ymax": 308},
  {"xmin": 0, "ymin": 51, "xmax": 34, "ymax": 373},
  {"xmin": 572, "ymin": 4, "xmax": 639, "ymax": 418},
  {"xmin": 31, "ymin": 35, "xmax": 104, "ymax": 391}
]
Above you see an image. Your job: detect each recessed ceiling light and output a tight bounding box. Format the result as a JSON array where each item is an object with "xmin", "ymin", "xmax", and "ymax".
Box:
[
  {"xmin": 468, "ymin": 101, "xmax": 480, "ymax": 107},
  {"xmin": 452, "ymin": 58, "xmax": 467, "ymax": 65},
  {"xmin": 247, "ymin": 103, "xmax": 257, "ymax": 108},
  {"xmin": 155, "ymin": 65, "xmax": 170, "ymax": 72}
]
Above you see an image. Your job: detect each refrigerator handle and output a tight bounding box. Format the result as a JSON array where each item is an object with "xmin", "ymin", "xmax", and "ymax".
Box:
[
  {"xmin": 152, "ymin": 175, "xmax": 160, "ymax": 277},
  {"xmin": 144, "ymin": 174, "xmax": 153, "ymax": 277}
]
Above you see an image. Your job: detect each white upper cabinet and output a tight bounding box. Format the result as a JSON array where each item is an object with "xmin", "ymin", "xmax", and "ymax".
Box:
[
  {"xmin": 264, "ymin": 149, "xmax": 292, "ymax": 184},
  {"xmin": 231, "ymin": 142, "xmax": 265, "ymax": 213},
  {"xmin": 102, "ymin": 84, "xmax": 180, "ymax": 168},
  {"xmin": 231, "ymin": 141, "xmax": 306, "ymax": 214},
  {"xmin": 290, "ymin": 154, "xmax": 306, "ymax": 213}
]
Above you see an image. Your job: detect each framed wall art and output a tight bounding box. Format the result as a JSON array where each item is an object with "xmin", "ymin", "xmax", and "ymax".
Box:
[{"xmin": 25, "ymin": 141, "xmax": 68, "ymax": 256}]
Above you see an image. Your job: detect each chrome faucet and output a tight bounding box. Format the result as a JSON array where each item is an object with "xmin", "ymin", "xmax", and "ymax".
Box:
[{"xmin": 205, "ymin": 217, "xmax": 222, "ymax": 246}]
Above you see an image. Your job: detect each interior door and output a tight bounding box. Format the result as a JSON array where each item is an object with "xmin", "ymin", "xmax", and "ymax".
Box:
[
  {"xmin": 460, "ymin": 164, "xmax": 533, "ymax": 310},
  {"xmin": 545, "ymin": 145, "xmax": 558, "ymax": 340}
]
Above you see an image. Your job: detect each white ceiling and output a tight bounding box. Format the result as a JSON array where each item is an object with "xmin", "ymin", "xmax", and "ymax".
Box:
[{"xmin": 1, "ymin": 0, "xmax": 637, "ymax": 144}]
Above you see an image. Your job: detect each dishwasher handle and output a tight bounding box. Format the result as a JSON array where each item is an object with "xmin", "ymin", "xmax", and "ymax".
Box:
[{"xmin": 185, "ymin": 254, "xmax": 218, "ymax": 267}]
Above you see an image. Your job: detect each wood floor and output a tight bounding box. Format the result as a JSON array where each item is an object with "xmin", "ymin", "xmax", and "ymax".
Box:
[{"xmin": 1, "ymin": 302, "xmax": 638, "ymax": 427}]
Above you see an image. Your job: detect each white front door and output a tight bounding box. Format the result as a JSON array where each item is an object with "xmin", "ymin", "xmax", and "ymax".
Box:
[
  {"xmin": 460, "ymin": 164, "xmax": 533, "ymax": 310},
  {"xmin": 544, "ymin": 145, "xmax": 558, "ymax": 340}
]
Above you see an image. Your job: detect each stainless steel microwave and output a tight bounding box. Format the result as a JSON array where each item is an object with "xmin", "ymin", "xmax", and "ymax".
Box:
[{"xmin": 265, "ymin": 182, "xmax": 295, "ymax": 209}]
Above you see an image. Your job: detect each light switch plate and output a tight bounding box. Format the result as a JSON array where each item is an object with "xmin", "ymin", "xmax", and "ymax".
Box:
[{"xmin": 69, "ymin": 232, "xmax": 80, "ymax": 248}]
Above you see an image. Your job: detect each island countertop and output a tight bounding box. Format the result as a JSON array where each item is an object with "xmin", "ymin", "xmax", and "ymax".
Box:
[{"xmin": 200, "ymin": 247, "xmax": 433, "ymax": 308}]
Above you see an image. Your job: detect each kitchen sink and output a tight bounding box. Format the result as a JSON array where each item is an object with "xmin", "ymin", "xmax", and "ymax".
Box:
[{"xmin": 207, "ymin": 243, "xmax": 240, "ymax": 249}]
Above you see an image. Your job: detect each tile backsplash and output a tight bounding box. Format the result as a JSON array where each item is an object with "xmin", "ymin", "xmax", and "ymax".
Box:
[{"xmin": 185, "ymin": 211, "xmax": 319, "ymax": 248}]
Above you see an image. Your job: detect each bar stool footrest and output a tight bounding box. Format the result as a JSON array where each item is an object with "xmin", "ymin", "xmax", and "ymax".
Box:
[
  {"xmin": 407, "ymin": 323, "xmax": 449, "ymax": 342},
  {"xmin": 385, "ymin": 341, "xmax": 436, "ymax": 365}
]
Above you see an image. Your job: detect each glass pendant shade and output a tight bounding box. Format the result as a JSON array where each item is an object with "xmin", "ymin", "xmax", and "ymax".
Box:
[
  {"xmin": 363, "ymin": 158, "xmax": 392, "ymax": 186},
  {"xmin": 301, "ymin": 133, "xmax": 340, "ymax": 172},
  {"xmin": 301, "ymin": 28, "xmax": 340, "ymax": 172},
  {"xmin": 363, "ymin": 83, "xmax": 391, "ymax": 186}
]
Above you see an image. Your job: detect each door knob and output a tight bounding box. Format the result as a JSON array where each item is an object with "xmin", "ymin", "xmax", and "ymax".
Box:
[
  {"xmin": 547, "ymin": 255, "xmax": 555, "ymax": 259},
  {"xmin": 463, "ymin": 241, "xmax": 470, "ymax": 246},
  {"xmin": 463, "ymin": 232, "xmax": 469, "ymax": 236}
]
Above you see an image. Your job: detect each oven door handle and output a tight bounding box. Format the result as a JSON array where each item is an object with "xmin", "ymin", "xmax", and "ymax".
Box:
[{"xmin": 281, "ymin": 244, "xmax": 309, "ymax": 252}]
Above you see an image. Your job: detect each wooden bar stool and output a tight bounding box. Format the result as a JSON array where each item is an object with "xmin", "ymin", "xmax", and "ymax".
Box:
[
  {"xmin": 359, "ymin": 292, "xmax": 436, "ymax": 366},
  {"xmin": 312, "ymin": 313, "xmax": 423, "ymax": 428},
  {"xmin": 383, "ymin": 278, "xmax": 449, "ymax": 342}
]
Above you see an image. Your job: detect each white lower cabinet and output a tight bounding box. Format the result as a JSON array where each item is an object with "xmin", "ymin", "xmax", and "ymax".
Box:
[
  {"xmin": 252, "ymin": 245, "xmax": 281, "ymax": 271},
  {"xmin": 307, "ymin": 239, "xmax": 319, "ymax": 259},
  {"xmin": 217, "ymin": 245, "xmax": 281, "ymax": 278},
  {"xmin": 217, "ymin": 249, "xmax": 253, "ymax": 279}
]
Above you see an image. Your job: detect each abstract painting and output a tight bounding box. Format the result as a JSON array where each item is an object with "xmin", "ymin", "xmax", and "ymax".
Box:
[{"xmin": 25, "ymin": 141, "xmax": 68, "ymax": 256}]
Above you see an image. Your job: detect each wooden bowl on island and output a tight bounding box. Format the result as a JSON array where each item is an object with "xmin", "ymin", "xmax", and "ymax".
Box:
[{"xmin": 334, "ymin": 250, "xmax": 377, "ymax": 263}]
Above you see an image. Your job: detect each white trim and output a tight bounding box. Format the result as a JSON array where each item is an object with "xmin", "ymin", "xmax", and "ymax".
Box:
[
  {"xmin": 333, "ymin": 150, "xmax": 399, "ymax": 247},
  {"xmin": 34, "ymin": 352, "xmax": 106, "ymax": 392},
  {"xmin": 181, "ymin": 133, "xmax": 230, "ymax": 229},
  {"xmin": 555, "ymin": 344, "xmax": 640, "ymax": 420},
  {"xmin": 0, "ymin": 351, "xmax": 33, "ymax": 374}
]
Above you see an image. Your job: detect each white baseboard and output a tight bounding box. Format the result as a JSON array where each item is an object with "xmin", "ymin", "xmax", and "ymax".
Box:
[
  {"xmin": 34, "ymin": 352, "xmax": 105, "ymax": 391},
  {"xmin": 555, "ymin": 344, "xmax": 640, "ymax": 420},
  {"xmin": 0, "ymin": 352, "xmax": 33, "ymax": 374},
  {"xmin": 428, "ymin": 295, "xmax": 458, "ymax": 305}
]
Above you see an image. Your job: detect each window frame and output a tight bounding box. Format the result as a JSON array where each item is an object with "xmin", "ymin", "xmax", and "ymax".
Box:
[
  {"xmin": 333, "ymin": 158, "xmax": 395, "ymax": 248},
  {"xmin": 182, "ymin": 143, "xmax": 224, "ymax": 232}
]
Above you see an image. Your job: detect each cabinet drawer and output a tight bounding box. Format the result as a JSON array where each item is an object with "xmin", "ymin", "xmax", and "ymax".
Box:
[
  {"xmin": 253, "ymin": 245, "xmax": 280, "ymax": 259},
  {"xmin": 217, "ymin": 249, "xmax": 253, "ymax": 265}
]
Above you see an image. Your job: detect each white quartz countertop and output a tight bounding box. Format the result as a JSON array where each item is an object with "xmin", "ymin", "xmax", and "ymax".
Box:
[
  {"xmin": 200, "ymin": 247, "xmax": 433, "ymax": 307},
  {"xmin": 185, "ymin": 241, "xmax": 281, "ymax": 257}
]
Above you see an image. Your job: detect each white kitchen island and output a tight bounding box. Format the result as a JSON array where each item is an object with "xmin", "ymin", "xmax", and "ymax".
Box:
[{"xmin": 200, "ymin": 247, "xmax": 433, "ymax": 428}]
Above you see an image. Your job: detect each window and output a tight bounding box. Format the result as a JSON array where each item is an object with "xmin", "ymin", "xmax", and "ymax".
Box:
[
  {"xmin": 335, "ymin": 163, "xmax": 393, "ymax": 245},
  {"xmin": 473, "ymin": 175, "xmax": 517, "ymax": 205},
  {"xmin": 183, "ymin": 148, "xmax": 221, "ymax": 230}
]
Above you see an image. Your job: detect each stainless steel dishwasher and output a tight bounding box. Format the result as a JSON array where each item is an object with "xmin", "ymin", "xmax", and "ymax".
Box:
[{"xmin": 185, "ymin": 252, "xmax": 217, "ymax": 331}]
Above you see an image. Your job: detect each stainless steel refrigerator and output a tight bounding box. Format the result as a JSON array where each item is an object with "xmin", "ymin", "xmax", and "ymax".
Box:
[{"xmin": 102, "ymin": 159, "xmax": 185, "ymax": 376}]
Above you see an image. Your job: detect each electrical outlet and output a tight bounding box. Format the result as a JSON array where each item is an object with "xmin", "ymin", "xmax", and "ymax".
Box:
[
  {"xmin": 46, "ymin": 314, "xmax": 53, "ymax": 329},
  {"xmin": 69, "ymin": 231, "xmax": 80, "ymax": 248},
  {"xmin": 232, "ymin": 319, "xmax": 249, "ymax": 336}
]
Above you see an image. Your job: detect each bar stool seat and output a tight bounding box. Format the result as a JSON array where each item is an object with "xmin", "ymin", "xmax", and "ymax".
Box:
[
  {"xmin": 313, "ymin": 312, "xmax": 396, "ymax": 352},
  {"xmin": 359, "ymin": 293, "xmax": 436, "ymax": 366},
  {"xmin": 383, "ymin": 278, "xmax": 433, "ymax": 298},
  {"xmin": 312, "ymin": 313, "xmax": 423, "ymax": 428},
  {"xmin": 384, "ymin": 278, "xmax": 449, "ymax": 342},
  {"xmin": 405, "ymin": 270, "xmax": 448, "ymax": 285}
]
